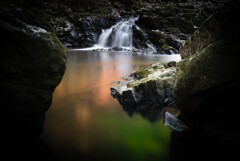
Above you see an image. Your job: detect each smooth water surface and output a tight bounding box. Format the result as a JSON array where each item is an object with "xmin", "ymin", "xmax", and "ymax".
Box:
[{"xmin": 42, "ymin": 51, "xmax": 181, "ymax": 161}]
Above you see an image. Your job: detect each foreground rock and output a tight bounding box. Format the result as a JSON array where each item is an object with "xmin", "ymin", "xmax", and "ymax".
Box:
[
  {"xmin": 172, "ymin": 1, "xmax": 240, "ymax": 160},
  {"xmin": 0, "ymin": 11, "xmax": 66, "ymax": 139},
  {"xmin": 111, "ymin": 62, "xmax": 177, "ymax": 107},
  {"xmin": 174, "ymin": 1, "xmax": 240, "ymax": 114}
]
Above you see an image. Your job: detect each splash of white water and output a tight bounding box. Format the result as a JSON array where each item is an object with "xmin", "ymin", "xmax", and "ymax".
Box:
[
  {"xmin": 95, "ymin": 17, "xmax": 138, "ymax": 50},
  {"xmin": 75, "ymin": 17, "xmax": 156, "ymax": 53}
]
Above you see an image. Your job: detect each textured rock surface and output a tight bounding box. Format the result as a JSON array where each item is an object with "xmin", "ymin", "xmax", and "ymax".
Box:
[
  {"xmin": 1, "ymin": 0, "xmax": 228, "ymax": 53},
  {"xmin": 0, "ymin": 3, "xmax": 121, "ymax": 49},
  {"xmin": 170, "ymin": 1, "xmax": 240, "ymax": 156},
  {"xmin": 111, "ymin": 62, "xmax": 177, "ymax": 107},
  {"xmin": 173, "ymin": 2, "xmax": 240, "ymax": 153},
  {"xmin": 179, "ymin": 12, "xmax": 223, "ymax": 59},
  {"xmin": 174, "ymin": 1, "xmax": 240, "ymax": 111},
  {"xmin": 135, "ymin": 0, "xmax": 229, "ymax": 54},
  {"xmin": 164, "ymin": 111, "xmax": 188, "ymax": 132},
  {"xmin": 0, "ymin": 11, "xmax": 66, "ymax": 137}
]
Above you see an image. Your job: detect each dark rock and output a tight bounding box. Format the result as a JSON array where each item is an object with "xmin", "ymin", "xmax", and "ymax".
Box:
[
  {"xmin": 57, "ymin": 15, "xmax": 121, "ymax": 48},
  {"xmin": 135, "ymin": 0, "xmax": 228, "ymax": 54},
  {"xmin": 111, "ymin": 46, "xmax": 124, "ymax": 51},
  {"xmin": 174, "ymin": 1, "xmax": 240, "ymax": 110},
  {"xmin": 0, "ymin": 11, "xmax": 66, "ymax": 138},
  {"xmin": 111, "ymin": 62, "xmax": 177, "ymax": 107},
  {"xmin": 132, "ymin": 25, "xmax": 150, "ymax": 49},
  {"xmin": 179, "ymin": 13, "xmax": 223, "ymax": 59},
  {"xmin": 149, "ymin": 30, "xmax": 179, "ymax": 54},
  {"xmin": 174, "ymin": 0, "xmax": 240, "ymax": 144},
  {"xmin": 164, "ymin": 111, "xmax": 188, "ymax": 132},
  {"xmin": 165, "ymin": 61, "xmax": 177, "ymax": 68},
  {"xmin": 0, "ymin": 2, "xmax": 121, "ymax": 49}
]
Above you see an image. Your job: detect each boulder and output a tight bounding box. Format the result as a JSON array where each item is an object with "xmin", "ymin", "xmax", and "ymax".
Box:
[
  {"xmin": 179, "ymin": 12, "xmax": 223, "ymax": 59},
  {"xmin": 173, "ymin": 1, "xmax": 240, "ymax": 141},
  {"xmin": 0, "ymin": 11, "xmax": 66, "ymax": 138},
  {"xmin": 174, "ymin": 1, "xmax": 240, "ymax": 111},
  {"xmin": 111, "ymin": 62, "xmax": 177, "ymax": 107},
  {"xmin": 164, "ymin": 111, "xmax": 188, "ymax": 132}
]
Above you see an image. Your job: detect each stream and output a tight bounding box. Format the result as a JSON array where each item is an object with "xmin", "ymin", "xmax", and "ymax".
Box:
[{"xmin": 42, "ymin": 50, "xmax": 181, "ymax": 161}]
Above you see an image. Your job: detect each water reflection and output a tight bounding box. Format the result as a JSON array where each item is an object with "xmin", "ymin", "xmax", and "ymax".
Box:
[
  {"xmin": 43, "ymin": 51, "xmax": 181, "ymax": 161},
  {"xmin": 119, "ymin": 102, "xmax": 164, "ymax": 122}
]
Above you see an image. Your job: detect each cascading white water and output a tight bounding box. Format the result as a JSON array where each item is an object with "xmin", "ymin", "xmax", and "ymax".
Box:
[
  {"xmin": 96, "ymin": 17, "xmax": 138, "ymax": 50},
  {"xmin": 76, "ymin": 17, "xmax": 156, "ymax": 52}
]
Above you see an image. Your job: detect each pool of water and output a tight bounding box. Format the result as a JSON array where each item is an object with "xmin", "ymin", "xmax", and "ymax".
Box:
[{"xmin": 42, "ymin": 51, "xmax": 181, "ymax": 161}]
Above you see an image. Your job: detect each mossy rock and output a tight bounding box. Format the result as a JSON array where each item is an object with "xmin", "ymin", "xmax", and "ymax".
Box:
[
  {"xmin": 175, "ymin": 40, "xmax": 238, "ymax": 96},
  {"xmin": 0, "ymin": 13, "xmax": 67, "ymax": 137},
  {"xmin": 174, "ymin": 29, "xmax": 240, "ymax": 111},
  {"xmin": 131, "ymin": 63, "xmax": 164, "ymax": 80},
  {"xmin": 158, "ymin": 38, "xmax": 166, "ymax": 47},
  {"xmin": 149, "ymin": 30, "xmax": 165, "ymax": 44},
  {"xmin": 111, "ymin": 62, "xmax": 177, "ymax": 106},
  {"xmin": 176, "ymin": 1, "xmax": 240, "ymax": 99},
  {"xmin": 149, "ymin": 30, "xmax": 173, "ymax": 53},
  {"xmin": 179, "ymin": 12, "xmax": 223, "ymax": 59},
  {"xmin": 173, "ymin": 2, "xmax": 240, "ymax": 146}
]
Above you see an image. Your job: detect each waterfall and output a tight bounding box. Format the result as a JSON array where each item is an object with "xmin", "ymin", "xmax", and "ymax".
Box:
[
  {"xmin": 76, "ymin": 17, "xmax": 156, "ymax": 53},
  {"xmin": 95, "ymin": 17, "xmax": 138, "ymax": 50}
]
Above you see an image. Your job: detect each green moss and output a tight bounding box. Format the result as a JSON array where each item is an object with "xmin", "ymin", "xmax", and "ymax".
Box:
[
  {"xmin": 175, "ymin": 39, "xmax": 240, "ymax": 97},
  {"xmin": 158, "ymin": 39, "xmax": 166, "ymax": 46},
  {"xmin": 133, "ymin": 63, "xmax": 164, "ymax": 79},
  {"xmin": 163, "ymin": 61, "xmax": 177, "ymax": 68},
  {"xmin": 155, "ymin": 31, "xmax": 165, "ymax": 37},
  {"xmin": 133, "ymin": 67, "xmax": 152, "ymax": 79},
  {"xmin": 39, "ymin": 18, "xmax": 54, "ymax": 32},
  {"xmin": 149, "ymin": 30, "xmax": 173, "ymax": 51},
  {"xmin": 50, "ymin": 32, "xmax": 66, "ymax": 54},
  {"xmin": 162, "ymin": 44, "xmax": 172, "ymax": 50},
  {"xmin": 127, "ymin": 62, "xmax": 175, "ymax": 88},
  {"xmin": 127, "ymin": 78, "xmax": 149, "ymax": 88}
]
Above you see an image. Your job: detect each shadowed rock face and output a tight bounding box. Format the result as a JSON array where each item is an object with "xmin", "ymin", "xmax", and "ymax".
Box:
[
  {"xmin": 171, "ymin": 2, "xmax": 240, "ymax": 160},
  {"xmin": 0, "ymin": 10, "xmax": 66, "ymax": 139},
  {"xmin": 174, "ymin": 1, "xmax": 240, "ymax": 112}
]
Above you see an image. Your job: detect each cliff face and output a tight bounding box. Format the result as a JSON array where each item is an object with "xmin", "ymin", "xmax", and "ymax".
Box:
[{"xmin": 0, "ymin": 9, "xmax": 66, "ymax": 139}]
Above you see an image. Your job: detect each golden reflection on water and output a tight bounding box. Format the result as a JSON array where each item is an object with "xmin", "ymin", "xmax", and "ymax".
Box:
[
  {"xmin": 54, "ymin": 51, "xmax": 181, "ymax": 108},
  {"xmin": 75, "ymin": 104, "xmax": 89, "ymax": 126},
  {"xmin": 75, "ymin": 104, "xmax": 90, "ymax": 152}
]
